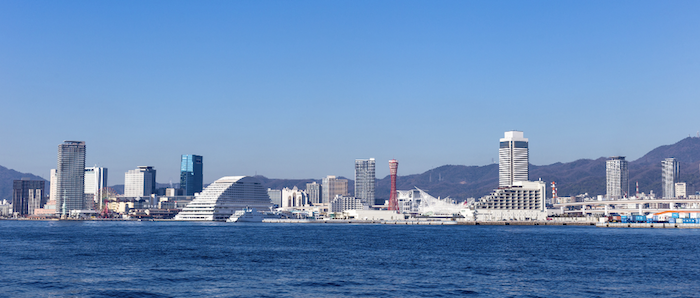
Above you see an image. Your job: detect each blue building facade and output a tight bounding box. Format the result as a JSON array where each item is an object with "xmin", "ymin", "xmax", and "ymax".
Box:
[{"xmin": 180, "ymin": 155, "xmax": 203, "ymax": 196}]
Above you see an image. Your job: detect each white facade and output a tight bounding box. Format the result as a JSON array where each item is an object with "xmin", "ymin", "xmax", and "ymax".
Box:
[
  {"xmin": 354, "ymin": 158, "xmax": 375, "ymax": 206},
  {"xmin": 85, "ymin": 166, "xmax": 108, "ymax": 210},
  {"xmin": 479, "ymin": 181, "xmax": 546, "ymax": 211},
  {"xmin": 499, "ymin": 131, "xmax": 529, "ymax": 187},
  {"xmin": 174, "ymin": 176, "xmax": 272, "ymax": 221},
  {"xmin": 662, "ymin": 158, "xmax": 679, "ymax": 198},
  {"xmin": 675, "ymin": 182, "xmax": 687, "ymax": 198},
  {"xmin": 329, "ymin": 195, "xmax": 365, "ymax": 213},
  {"xmin": 606, "ymin": 156, "xmax": 628, "ymax": 199},
  {"xmin": 49, "ymin": 169, "xmax": 57, "ymax": 203},
  {"xmin": 322, "ymin": 175, "xmax": 348, "ymax": 204},
  {"xmin": 281, "ymin": 187, "xmax": 308, "ymax": 209},
  {"xmin": 124, "ymin": 166, "xmax": 156, "ymax": 198},
  {"xmin": 306, "ymin": 182, "xmax": 321, "ymax": 205}
]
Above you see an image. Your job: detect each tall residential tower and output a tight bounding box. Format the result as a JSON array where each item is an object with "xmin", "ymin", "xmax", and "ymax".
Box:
[
  {"xmin": 661, "ymin": 158, "xmax": 680, "ymax": 198},
  {"xmin": 354, "ymin": 158, "xmax": 375, "ymax": 207},
  {"xmin": 606, "ymin": 156, "xmax": 628, "ymax": 199},
  {"xmin": 56, "ymin": 141, "xmax": 86, "ymax": 215},
  {"xmin": 180, "ymin": 155, "xmax": 203, "ymax": 196},
  {"xmin": 499, "ymin": 131, "xmax": 529, "ymax": 187}
]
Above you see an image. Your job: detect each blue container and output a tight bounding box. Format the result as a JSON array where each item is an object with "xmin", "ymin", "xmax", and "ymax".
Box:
[
  {"xmin": 669, "ymin": 218, "xmax": 676, "ymax": 223},
  {"xmin": 653, "ymin": 216, "xmax": 658, "ymax": 222},
  {"xmin": 672, "ymin": 213, "xmax": 679, "ymax": 218}
]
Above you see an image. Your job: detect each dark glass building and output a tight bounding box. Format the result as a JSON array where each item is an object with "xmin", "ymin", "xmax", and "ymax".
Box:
[
  {"xmin": 13, "ymin": 179, "xmax": 46, "ymax": 215},
  {"xmin": 180, "ymin": 155, "xmax": 203, "ymax": 196}
]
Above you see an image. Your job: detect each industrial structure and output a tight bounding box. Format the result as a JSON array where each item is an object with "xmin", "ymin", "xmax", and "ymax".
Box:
[{"xmin": 388, "ymin": 159, "xmax": 399, "ymax": 211}]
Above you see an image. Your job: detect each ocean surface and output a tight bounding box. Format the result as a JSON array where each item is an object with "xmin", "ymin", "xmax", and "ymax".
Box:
[{"xmin": 1, "ymin": 221, "xmax": 699, "ymax": 298}]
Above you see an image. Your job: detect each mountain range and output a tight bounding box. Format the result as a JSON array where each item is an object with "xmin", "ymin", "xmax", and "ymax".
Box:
[{"xmin": 2, "ymin": 137, "xmax": 699, "ymax": 202}]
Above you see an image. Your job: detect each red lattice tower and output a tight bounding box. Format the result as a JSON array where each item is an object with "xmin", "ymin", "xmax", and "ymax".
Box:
[
  {"xmin": 388, "ymin": 159, "xmax": 399, "ymax": 211},
  {"xmin": 551, "ymin": 181, "xmax": 557, "ymax": 204}
]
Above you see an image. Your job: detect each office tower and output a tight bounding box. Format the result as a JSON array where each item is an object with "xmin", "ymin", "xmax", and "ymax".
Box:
[
  {"xmin": 85, "ymin": 166, "xmax": 108, "ymax": 210},
  {"xmin": 606, "ymin": 156, "xmax": 629, "ymax": 199},
  {"xmin": 354, "ymin": 158, "xmax": 375, "ymax": 206},
  {"xmin": 306, "ymin": 182, "xmax": 321, "ymax": 205},
  {"xmin": 12, "ymin": 179, "xmax": 45, "ymax": 215},
  {"xmin": 180, "ymin": 155, "xmax": 203, "ymax": 196},
  {"xmin": 661, "ymin": 158, "xmax": 680, "ymax": 198},
  {"xmin": 56, "ymin": 141, "xmax": 86, "ymax": 215},
  {"xmin": 499, "ymin": 131, "xmax": 529, "ymax": 187},
  {"xmin": 388, "ymin": 159, "xmax": 399, "ymax": 210},
  {"xmin": 124, "ymin": 166, "xmax": 156, "ymax": 197},
  {"xmin": 321, "ymin": 175, "xmax": 348, "ymax": 204}
]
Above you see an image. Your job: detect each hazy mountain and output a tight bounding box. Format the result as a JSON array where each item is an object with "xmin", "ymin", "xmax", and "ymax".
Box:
[
  {"xmin": 0, "ymin": 166, "xmax": 48, "ymax": 202},
  {"xmin": 3, "ymin": 137, "xmax": 700, "ymax": 202}
]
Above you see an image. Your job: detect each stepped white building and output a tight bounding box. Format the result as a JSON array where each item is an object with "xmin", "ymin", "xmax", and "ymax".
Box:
[{"xmin": 174, "ymin": 176, "xmax": 272, "ymax": 221}]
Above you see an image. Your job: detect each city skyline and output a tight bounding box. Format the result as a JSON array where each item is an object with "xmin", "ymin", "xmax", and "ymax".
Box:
[{"xmin": 1, "ymin": 1, "xmax": 700, "ymax": 182}]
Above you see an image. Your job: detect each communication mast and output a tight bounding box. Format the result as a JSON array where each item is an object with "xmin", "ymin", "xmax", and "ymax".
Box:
[{"xmin": 388, "ymin": 159, "xmax": 399, "ymax": 211}]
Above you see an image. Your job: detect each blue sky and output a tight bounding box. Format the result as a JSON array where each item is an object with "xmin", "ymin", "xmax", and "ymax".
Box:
[{"xmin": 1, "ymin": 1, "xmax": 699, "ymax": 185}]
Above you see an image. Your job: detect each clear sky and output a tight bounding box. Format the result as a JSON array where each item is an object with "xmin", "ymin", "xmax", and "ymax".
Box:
[{"xmin": 1, "ymin": 1, "xmax": 699, "ymax": 185}]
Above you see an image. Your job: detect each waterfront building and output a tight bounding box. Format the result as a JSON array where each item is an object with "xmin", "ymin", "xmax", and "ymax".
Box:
[
  {"xmin": 606, "ymin": 156, "xmax": 629, "ymax": 199},
  {"xmin": 662, "ymin": 158, "xmax": 680, "ymax": 199},
  {"xmin": 12, "ymin": 179, "xmax": 45, "ymax": 215},
  {"xmin": 329, "ymin": 195, "xmax": 365, "ymax": 213},
  {"xmin": 675, "ymin": 182, "xmax": 687, "ymax": 198},
  {"xmin": 281, "ymin": 187, "xmax": 308, "ymax": 208},
  {"xmin": 499, "ymin": 131, "xmax": 529, "ymax": 187},
  {"xmin": 49, "ymin": 169, "xmax": 57, "ymax": 202},
  {"xmin": 397, "ymin": 189, "xmax": 423, "ymax": 214},
  {"xmin": 180, "ymin": 155, "xmax": 203, "ymax": 196},
  {"xmin": 56, "ymin": 141, "xmax": 86, "ymax": 215},
  {"xmin": 354, "ymin": 158, "xmax": 375, "ymax": 207},
  {"xmin": 267, "ymin": 188, "xmax": 282, "ymax": 207},
  {"xmin": 475, "ymin": 181, "xmax": 547, "ymax": 221},
  {"xmin": 124, "ymin": 166, "xmax": 156, "ymax": 198},
  {"xmin": 305, "ymin": 182, "xmax": 321, "ymax": 205},
  {"xmin": 174, "ymin": 176, "xmax": 272, "ymax": 221},
  {"xmin": 84, "ymin": 166, "xmax": 108, "ymax": 210},
  {"xmin": 322, "ymin": 175, "xmax": 348, "ymax": 204}
]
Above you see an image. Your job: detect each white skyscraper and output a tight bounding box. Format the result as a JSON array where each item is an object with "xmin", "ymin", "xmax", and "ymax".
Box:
[
  {"xmin": 661, "ymin": 158, "xmax": 679, "ymax": 198},
  {"xmin": 499, "ymin": 131, "xmax": 529, "ymax": 187},
  {"xmin": 85, "ymin": 166, "xmax": 108, "ymax": 210},
  {"xmin": 354, "ymin": 158, "xmax": 375, "ymax": 206},
  {"xmin": 124, "ymin": 166, "xmax": 156, "ymax": 197},
  {"xmin": 56, "ymin": 141, "xmax": 86, "ymax": 215},
  {"xmin": 606, "ymin": 156, "xmax": 628, "ymax": 199}
]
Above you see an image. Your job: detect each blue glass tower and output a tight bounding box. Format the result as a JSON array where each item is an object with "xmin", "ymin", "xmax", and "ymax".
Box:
[{"xmin": 180, "ymin": 155, "xmax": 203, "ymax": 196}]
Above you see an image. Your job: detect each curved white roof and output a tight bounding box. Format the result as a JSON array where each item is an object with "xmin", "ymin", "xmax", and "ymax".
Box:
[{"xmin": 174, "ymin": 175, "xmax": 271, "ymax": 221}]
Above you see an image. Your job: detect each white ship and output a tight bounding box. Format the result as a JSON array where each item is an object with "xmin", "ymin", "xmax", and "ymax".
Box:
[{"xmin": 226, "ymin": 207, "xmax": 279, "ymax": 223}]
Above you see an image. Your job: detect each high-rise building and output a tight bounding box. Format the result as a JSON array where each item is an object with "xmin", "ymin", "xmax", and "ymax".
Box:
[
  {"xmin": 12, "ymin": 179, "xmax": 45, "ymax": 215},
  {"xmin": 322, "ymin": 175, "xmax": 348, "ymax": 204},
  {"xmin": 606, "ymin": 156, "xmax": 628, "ymax": 200},
  {"xmin": 49, "ymin": 169, "xmax": 57, "ymax": 202},
  {"xmin": 56, "ymin": 141, "xmax": 86, "ymax": 215},
  {"xmin": 354, "ymin": 158, "xmax": 375, "ymax": 207},
  {"xmin": 180, "ymin": 155, "xmax": 203, "ymax": 196},
  {"xmin": 268, "ymin": 188, "xmax": 282, "ymax": 207},
  {"xmin": 499, "ymin": 131, "xmax": 529, "ymax": 187},
  {"xmin": 661, "ymin": 158, "xmax": 680, "ymax": 199},
  {"xmin": 305, "ymin": 182, "xmax": 321, "ymax": 205},
  {"xmin": 124, "ymin": 166, "xmax": 156, "ymax": 197},
  {"xmin": 388, "ymin": 159, "xmax": 399, "ymax": 210},
  {"xmin": 84, "ymin": 166, "xmax": 108, "ymax": 210}
]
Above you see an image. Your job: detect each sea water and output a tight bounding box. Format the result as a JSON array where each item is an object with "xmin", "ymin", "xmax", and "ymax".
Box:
[{"xmin": 1, "ymin": 221, "xmax": 699, "ymax": 297}]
